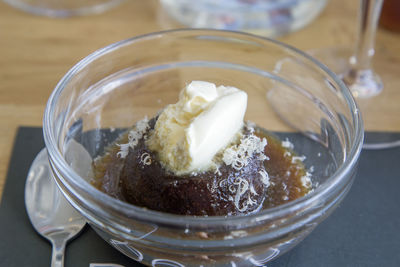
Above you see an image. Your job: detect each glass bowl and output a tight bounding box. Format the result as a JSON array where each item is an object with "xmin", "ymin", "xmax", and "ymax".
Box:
[
  {"xmin": 159, "ymin": 0, "xmax": 328, "ymax": 37},
  {"xmin": 43, "ymin": 29, "xmax": 363, "ymax": 266},
  {"xmin": 3, "ymin": 0, "xmax": 124, "ymax": 17}
]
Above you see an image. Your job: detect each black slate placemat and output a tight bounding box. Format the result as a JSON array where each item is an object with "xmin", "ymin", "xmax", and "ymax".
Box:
[{"xmin": 1, "ymin": 127, "xmax": 399, "ymax": 267}]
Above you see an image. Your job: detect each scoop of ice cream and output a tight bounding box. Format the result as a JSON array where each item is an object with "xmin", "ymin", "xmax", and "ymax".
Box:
[{"xmin": 147, "ymin": 81, "xmax": 247, "ymax": 175}]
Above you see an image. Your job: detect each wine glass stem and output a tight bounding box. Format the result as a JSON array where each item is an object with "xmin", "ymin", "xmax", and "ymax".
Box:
[
  {"xmin": 351, "ymin": 0, "xmax": 383, "ymax": 70},
  {"xmin": 343, "ymin": 0, "xmax": 384, "ymax": 98}
]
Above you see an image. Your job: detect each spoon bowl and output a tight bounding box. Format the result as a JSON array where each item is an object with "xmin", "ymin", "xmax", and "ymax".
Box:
[{"xmin": 25, "ymin": 148, "xmax": 86, "ymax": 267}]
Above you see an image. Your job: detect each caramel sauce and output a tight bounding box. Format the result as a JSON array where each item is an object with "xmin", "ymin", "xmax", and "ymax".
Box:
[{"xmin": 255, "ymin": 130, "xmax": 310, "ymax": 209}]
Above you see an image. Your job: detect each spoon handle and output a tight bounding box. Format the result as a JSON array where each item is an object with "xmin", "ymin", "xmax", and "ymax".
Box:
[{"xmin": 51, "ymin": 239, "xmax": 66, "ymax": 267}]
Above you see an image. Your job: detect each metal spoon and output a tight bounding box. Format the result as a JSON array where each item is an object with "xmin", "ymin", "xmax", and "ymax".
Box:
[{"xmin": 25, "ymin": 148, "xmax": 86, "ymax": 267}]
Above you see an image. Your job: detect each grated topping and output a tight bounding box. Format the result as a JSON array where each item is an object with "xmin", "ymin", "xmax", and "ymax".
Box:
[
  {"xmin": 291, "ymin": 155, "xmax": 306, "ymax": 164},
  {"xmin": 259, "ymin": 169, "xmax": 270, "ymax": 187},
  {"xmin": 281, "ymin": 138, "xmax": 294, "ymax": 150},
  {"xmin": 214, "ymin": 166, "xmax": 222, "ymax": 176},
  {"xmin": 135, "ymin": 116, "xmax": 150, "ymax": 133},
  {"xmin": 283, "ymin": 151, "xmax": 291, "ymax": 157},
  {"xmin": 245, "ymin": 120, "xmax": 257, "ymax": 131},
  {"xmin": 117, "ymin": 117, "xmax": 149, "ymax": 159},
  {"xmin": 140, "ymin": 152, "xmax": 152, "ymax": 165},
  {"xmin": 219, "ymin": 178, "xmax": 227, "ymax": 188},
  {"xmin": 246, "ymin": 195, "xmax": 258, "ymax": 207},
  {"xmin": 249, "ymin": 183, "xmax": 258, "ymax": 196},
  {"xmin": 225, "ymin": 174, "xmax": 268, "ymax": 213},
  {"xmin": 309, "ymin": 166, "xmax": 315, "ymax": 173},
  {"xmin": 258, "ymin": 154, "xmax": 269, "ymax": 161},
  {"xmin": 232, "ymin": 177, "xmax": 250, "ymax": 212},
  {"xmin": 117, "ymin": 143, "xmax": 130, "ymax": 158},
  {"xmin": 218, "ymin": 128, "xmax": 271, "ymax": 213},
  {"xmin": 222, "ymin": 133, "xmax": 267, "ymax": 171},
  {"xmin": 301, "ymin": 172, "xmax": 312, "ymax": 189}
]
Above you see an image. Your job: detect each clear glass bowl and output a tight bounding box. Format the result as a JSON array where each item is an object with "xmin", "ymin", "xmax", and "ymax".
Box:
[
  {"xmin": 159, "ymin": 0, "xmax": 328, "ymax": 37},
  {"xmin": 3, "ymin": 0, "xmax": 124, "ymax": 17},
  {"xmin": 43, "ymin": 29, "xmax": 363, "ymax": 266}
]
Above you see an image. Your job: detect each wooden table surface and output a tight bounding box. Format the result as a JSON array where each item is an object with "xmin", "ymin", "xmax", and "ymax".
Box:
[{"xmin": 1, "ymin": 0, "xmax": 399, "ymax": 199}]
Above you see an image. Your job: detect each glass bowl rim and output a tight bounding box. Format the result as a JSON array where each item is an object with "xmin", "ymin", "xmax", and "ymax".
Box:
[{"xmin": 43, "ymin": 28, "xmax": 364, "ymax": 227}]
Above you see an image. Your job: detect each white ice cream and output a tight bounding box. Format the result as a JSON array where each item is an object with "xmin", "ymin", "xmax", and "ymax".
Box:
[{"xmin": 147, "ymin": 81, "xmax": 247, "ymax": 174}]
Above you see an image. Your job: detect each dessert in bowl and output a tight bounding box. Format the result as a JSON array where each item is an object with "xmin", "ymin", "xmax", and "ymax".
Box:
[
  {"xmin": 43, "ymin": 29, "xmax": 363, "ymax": 266},
  {"xmin": 93, "ymin": 81, "xmax": 313, "ymax": 217}
]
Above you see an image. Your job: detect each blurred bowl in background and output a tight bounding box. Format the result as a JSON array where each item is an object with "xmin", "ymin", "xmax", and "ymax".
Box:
[
  {"xmin": 159, "ymin": 0, "xmax": 328, "ymax": 37},
  {"xmin": 3, "ymin": 0, "xmax": 124, "ymax": 17}
]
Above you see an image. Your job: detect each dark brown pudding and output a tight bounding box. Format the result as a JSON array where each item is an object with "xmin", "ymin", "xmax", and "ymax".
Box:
[{"xmin": 92, "ymin": 118, "xmax": 311, "ymax": 216}]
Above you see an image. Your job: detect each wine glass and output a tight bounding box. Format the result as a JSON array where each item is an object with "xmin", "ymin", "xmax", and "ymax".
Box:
[{"xmin": 311, "ymin": 0, "xmax": 400, "ymax": 149}]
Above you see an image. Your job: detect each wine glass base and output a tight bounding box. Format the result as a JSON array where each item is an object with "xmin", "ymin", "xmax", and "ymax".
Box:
[
  {"xmin": 309, "ymin": 46, "xmax": 400, "ymax": 149},
  {"xmin": 342, "ymin": 68, "xmax": 383, "ymax": 98},
  {"xmin": 363, "ymin": 133, "xmax": 400, "ymax": 149}
]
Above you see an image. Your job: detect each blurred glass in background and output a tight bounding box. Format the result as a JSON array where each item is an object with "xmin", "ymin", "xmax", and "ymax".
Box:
[
  {"xmin": 160, "ymin": 0, "xmax": 328, "ymax": 37},
  {"xmin": 2, "ymin": 0, "xmax": 124, "ymax": 17}
]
